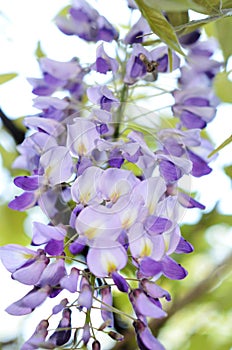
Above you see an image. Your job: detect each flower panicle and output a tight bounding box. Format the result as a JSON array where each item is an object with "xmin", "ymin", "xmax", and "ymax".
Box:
[{"xmin": 0, "ymin": 1, "xmax": 222, "ymax": 349}]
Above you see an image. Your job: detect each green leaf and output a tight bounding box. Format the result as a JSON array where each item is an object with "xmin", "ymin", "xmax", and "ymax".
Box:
[
  {"xmin": 135, "ymin": 0, "xmax": 200, "ymax": 12},
  {"xmin": 213, "ymin": 71, "xmax": 232, "ymax": 103},
  {"xmin": 0, "ymin": 204, "xmax": 29, "ymax": 246},
  {"xmin": 136, "ymin": 0, "xmax": 232, "ymax": 14},
  {"xmin": 192, "ymin": 0, "xmax": 222, "ymax": 14},
  {"xmin": 134, "ymin": 0, "xmax": 185, "ymax": 55},
  {"xmin": 193, "ymin": 0, "xmax": 232, "ymax": 14},
  {"xmin": 213, "ymin": 16, "xmax": 232, "ymax": 62},
  {"xmin": 0, "ymin": 73, "xmax": 17, "ymax": 85},
  {"xmin": 55, "ymin": 5, "xmax": 71, "ymax": 17},
  {"xmin": 35, "ymin": 41, "xmax": 46, "ymax": 59},
  {"xmin": 166, "ymin": 11, "xmax": 189, "ymax": 27},
  {"xmin": 224, "ymin": 165, "xmax": 232, "ymax": 180},
  {"xmin": 175, "ymin": 13, "xmax": 227, "ymax": 36},
  {"xmin": 208, "ymin": 134, "xmax": 232, "ymax": 157}
]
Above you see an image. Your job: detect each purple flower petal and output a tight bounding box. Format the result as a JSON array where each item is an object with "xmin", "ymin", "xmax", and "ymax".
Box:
[
  {"xmin": 111, "ymin": 272, "xmax": 129, "ymax": 292},
  {"xmin": 130, "ymin": 289, "xmax": 167, "ymax": 319},
  {"xmin": 52, "ymin": 298, "xmax": 68, "ymax": 315},
  {"xmin": 6, "ymin": 285, "xmax": 51, "ymax": 315},
  {"xmin": 159, "ymin": 159, "xmax": 182, "ymax": 182},
  {"xmin": 14, "ymin": 176, "xmax": 39, "ymax": 191},
  {"xmin": 12, "ymin": 252, "xmax": 49, "ymax": 285},
  {"xmin": 124, "ymin": 17, "xmax": 150, "ymax": 44},
  {"xmin": 60, "ymin": 267, "xmax": 79, "ymax": 293},
  {"xmin": 32, "ymin": 222, "xmax": 66, "ymax": 245},
  {"xmin": 140, "ymin": 279, "xmax": 171, "ymax": 301},
  {"xmin": 78, "ymin": 277, "xmax": 93, "ymax": 309},
  {"xmin": 67, "ymin": 118, "xmax": 100, "ymax": 157},
  {"xmin": 38, "ymin": 259, "xmax": 66, "ymax": 287},
  {"xmin": 162, "ymin": 256, "xmax": 188, "ymax": 280},
  {"xmin": 175, "ymin": 237, "xmax": 194, "ymax": 254},
  {"xmin": 178, "ymin": 192, "xmax": 205, "ymax": 209},
  {"xmin": 87, "ymin": 240, "xmax": 127, "ymax": 277},
  {"xmin": 49, "ymin": 308, "xmax": 72, "ymax": 346},
  {"xmin": 69, "ymin": 235, "xmax": 86, "ymax": 255},
  {"xmin": 145, "ymin": 216, "xmax": 172, "ymax": 235},
  {"xmin": 133, "ymin": 320, "xmax": 165, "ymax": 350},
  {"xmin": 139, "ymin": 257, "xmax": 162, "ymax": 277},
  {"xmin": 0, "ymin": 244, "xmax": 40, "ymax": 273},
  {"xmin": 188, "ymin": 149, "xmax": 212, "ymax": 177},
  {"xmin": 100, "ymin": 286, "xmax": 114, "ymax": 327},
  {"xmin": 39, "ymin": 146, "xmax": 73, "ymax": 185},
  {"xmin": 40, "ymin": 57, "xmax": 81, "ymax": 80},
  {"xmin": 24, "ymin": 117, "xmax": 65, "ymax": 137},
  {"xmin": 8, "ymin": 191, "xmax": 37, "ymax": 211},
  {"xmin": 45, "ymin": 239, "xmax": 64, "ymax": 255},
  {"xmin": 21, "ymin": 320, "xmax": 49, "ymax": 350}
]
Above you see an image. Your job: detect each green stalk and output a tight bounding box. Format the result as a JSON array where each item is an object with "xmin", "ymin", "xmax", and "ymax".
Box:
[{"xmin": 113, "ymin": 83, "xmax": 129, "ymax": 139}]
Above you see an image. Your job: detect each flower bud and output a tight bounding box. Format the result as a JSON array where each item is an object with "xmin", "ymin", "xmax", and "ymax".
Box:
[
  {"xmin": 108, "ymin": 331, "xmax": 124, "ymax": 341},
  {"xmin": 92, "ymin": 340, "xmax": 101, "ymax": 350}
]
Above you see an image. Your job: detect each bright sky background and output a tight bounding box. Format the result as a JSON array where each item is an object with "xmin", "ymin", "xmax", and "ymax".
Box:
[{"xmin": 0, "ymin": 0, "xmax": 231, "ymax": 347}]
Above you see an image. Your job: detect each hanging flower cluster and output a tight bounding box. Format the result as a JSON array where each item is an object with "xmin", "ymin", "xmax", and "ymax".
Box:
[{"xmin": 0, "ymin": 1, "xmax": 221, "ymax": 349}]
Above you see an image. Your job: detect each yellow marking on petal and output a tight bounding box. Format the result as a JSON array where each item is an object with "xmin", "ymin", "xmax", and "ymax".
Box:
[
  {"xmin": 122, "ymin": 216, "xmax": 133, "ymax": 229},
  {"xmin": 44, "ymin": 166, "xmax": 52, "ymax": 180},
  {"xmin": 77, "ymin": 142, "xmax": 87, "ymax": 156},
  {"xmin": 101, "ymin": 252, "xmax": 117, "ymax": 274},
  {"xmin": 79, "ymin": 191, "xmax": 91, "ymax": 205},
  {"xmin": 23, "ymin": 253, "xmax": 35, "ymax": 260},
  {"xmin": 107, "ymin": 261, "xmax": 117, "ymax": 274},
  {"xmin": 110, "ymin": 191, "xmax": 119, "ymax": 203},
  {"xmin": 140, "ymin": 238, "xmax": 152, "ymax": 257},
  {"xmin": 84, "ymin": 227, "xmax": 98, "ymax": 240}
]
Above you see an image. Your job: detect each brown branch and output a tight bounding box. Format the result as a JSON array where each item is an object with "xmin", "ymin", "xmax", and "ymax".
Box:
[{"xmin": 112, "ymin": 252, "xmax": 232, "ymax": 349}]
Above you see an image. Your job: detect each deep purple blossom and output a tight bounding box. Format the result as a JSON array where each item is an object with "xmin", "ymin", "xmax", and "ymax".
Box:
[
  {"xmin": 48, "ymin": 308, "xmax": 72, "ymax": 346},
  {"xmin": 100, "ymin": 285, "xmax": 114, "ymax": 326},
  {"xmin": 129, "ymin": 289, "xmax": 167, "ymax": 319},
  {"xmin": 21, "ymin": 320, "xmax": 49, "ymax": 350},
  {"xmin": 91, "ymin": 43, "xmax": 118, "ymax": 74},
  {"xmin": 124, "ymin": 44, "xmax": 180, "ymax": 84},
  {"xmin": 0, "ymin": 245, "xmax": 49, "ymax": 285},
  {"xmin": 55, "ymin": 0, "xmax": 118, "ymax": 42},
  {"xmin": 172, "ymin": 87, "xmax": 219, "ymax": 129},
  {"xmin": 87, "ymin": 85, "xmax": 119, "ymax": 111},
  {"xmin": 78, "ymin": 276, "xmax": 93, "ymax": 309},
  {"xmin": 124, "ymin": 17, "xmax": 151, "ymax": 44},
  {"xmin": 6, "ymin": 285, "xmax": 51, "ymax": 315},
  {"xmin": 133, "ymin": 319, "xmax": 165, "ymax": 350}
]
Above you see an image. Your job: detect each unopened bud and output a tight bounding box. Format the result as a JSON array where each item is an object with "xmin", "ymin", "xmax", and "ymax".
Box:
[
  {"xmin": 92, "ymin": 340, "xmax": 101, "ymax": 350},
  {"xmin": 108, "ymin": 331, "xmax": 124, "ymax": 341},
  {"xmin": 98, "ymin": 319, "xmax": 112, "ymax": 331}
]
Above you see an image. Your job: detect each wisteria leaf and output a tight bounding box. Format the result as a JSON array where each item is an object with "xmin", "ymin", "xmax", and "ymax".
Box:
[
  {"xmin": 135, "ymin": 0, "xmax": 184, "ymax": 55},
  {"xmin": 0, "ymin": 73, "xmax": 17, "ymax": 85},
  {"xmin": 35, "ymin": 41, "xmax": 46, "ymax": 59},
  {"xmin": 55, "ymin": 5, "xmax": 71, "ymax": 17},
  {"xmin": 205, "ymin": 19, "xmax": 232, "ymax": 63},
  {"xmin": 175, "ymin": 12, "xmax": 227, "ymax": 36},
  {"xmin": 165, "ymin": 11, "xmax": 189, "ymax": 27},
  {"xmin": 193, "ymin": 0, "xmax": 232, "ymax": 14},
  {"xmin": 208, "ymin": 134, "xmax": 232, "ymax": 157},
  {"xmin": 213, "ymin": 71, "xmax": 232, "ymax": 103},
  {"xmin": 135, "ymin": 0, "xmax": 201, "ymax": 12},
  {"xmin": 224, "ymin": 165, "xmax": 232, "ymax": 180}
]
